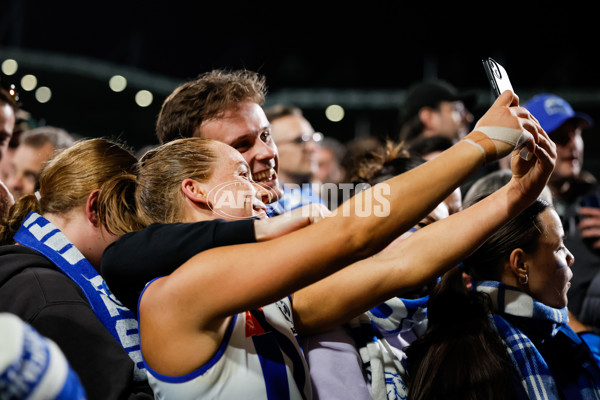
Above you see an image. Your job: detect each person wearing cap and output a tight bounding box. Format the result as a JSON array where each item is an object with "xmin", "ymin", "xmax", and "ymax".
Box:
[
  {"xmin": 398, "ymin": 79, "xmax": 477, "ymax": 146},
  {"xmin": 524, "ymin": 93, "xmax": 600, "ymax": 335}
]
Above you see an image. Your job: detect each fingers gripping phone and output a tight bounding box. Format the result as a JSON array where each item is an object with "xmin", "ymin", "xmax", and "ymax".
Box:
[{"xmin": 482, "ymin": 57, "xmax": 531, "ymax": 160}]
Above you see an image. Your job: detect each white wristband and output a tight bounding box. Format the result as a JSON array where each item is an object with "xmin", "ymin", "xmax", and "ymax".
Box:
[{"xmin": 476, "ymin": 126, "xmax": 533, "ymax": 160}]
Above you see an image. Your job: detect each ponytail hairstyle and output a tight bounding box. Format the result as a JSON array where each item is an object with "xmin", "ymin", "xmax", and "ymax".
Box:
[
  {"xmin": 341, "ymin": 139, "xmax": 422, "ymax": 204},
  {"xmin": 404, "ymin": 268, "xmax": 519, "ymax": 400},
  {"xmin": 134, "ymin": 137, "xmax": 220, "ymax": 225},
  {"xmin": 345, "ymin": 139, "xmax": 411, "ymax": 186},
  {"xmin": 462, "ymin": 197, "xmax": 550, "ymax": 282},
  {"xmin": 0, "ymin": 138, "xmax": 140, "ymax": 244},
  {"xmin": 404, "ymin": 198, "xmax": 551, "ymax": 399}
]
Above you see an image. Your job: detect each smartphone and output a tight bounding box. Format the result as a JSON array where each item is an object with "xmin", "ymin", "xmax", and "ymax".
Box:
[
  {"xmin": 482, "ymin": 57, "xmax": 531, "ymax": 160},
  {"xmin": 482, "ymin": 57, "xmax": 514, "ymax": 96}
]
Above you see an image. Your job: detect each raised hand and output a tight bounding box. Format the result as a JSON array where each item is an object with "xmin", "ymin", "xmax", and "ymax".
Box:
[
  {"xmin": 578, "ymin": 207, "xmax": 600, "ymax": 250},
  {"xmin": 509, "ymin": 124, "xmax": 556, "ymax": 204},
  {"xmin": 465, "ymin": 90, "xmax": 543, "ymax": 162}
]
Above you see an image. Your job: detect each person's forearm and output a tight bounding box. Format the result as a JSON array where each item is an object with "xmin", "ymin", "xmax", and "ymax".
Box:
[
  {"xmin": 323, "ymin": 140, "xmax": 485, "ymax": 260},
  {"xmin": 293, "ymin": 180, "xmax": 532, "ymax": 335},
  {"xmin": 374, "ymin": 177, "xmax": 540, "ymax": 295}
]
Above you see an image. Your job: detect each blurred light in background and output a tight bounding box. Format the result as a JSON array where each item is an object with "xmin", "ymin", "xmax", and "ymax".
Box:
[
  {"xmin": 1, "ymin": 59, "xmax": 18, "ymax": 75},
  {"xmin": 109, "ymin": 75, "xmax": 127, "ymax": 92},
  {"xmin": 21, "ymin": 74, "xmax": 37, "ymax": 91},
  {"xmin": 35, "ymin": 86, "xmax": 52, "ymax": 103},
  {"xmin": 325, "ymin": 104, "xmax": 345, "ymax": 122},
  {"xmin": 135, "ymin": 90, "xmax": 153, "ymax": 107}
]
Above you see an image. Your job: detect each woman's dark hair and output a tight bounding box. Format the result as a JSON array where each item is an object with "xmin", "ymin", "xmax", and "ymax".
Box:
[
  {"xmin": 404, "ymin": 198, "xmax": 551, "ymax": 399},
  {"xmin": 463, "ymin": 197, "xmax": 550, "ymax": 282},
  {"xmin": 338, "ymin": 139, "xmax": 424, "ymax": 206},
  {"xmin": 404, "ymin": 269, "xmax": 520, "ymax": 400}
]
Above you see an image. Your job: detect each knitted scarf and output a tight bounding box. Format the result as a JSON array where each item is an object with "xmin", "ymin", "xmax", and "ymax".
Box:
[
  {"xmin": 474, "ymin": 280, "xmax": 600, "ymax": 400},
  {"xmin": 14, "ymin": 212, "xmax": 146, "ymax": 382},
  {"xmin": 346, "ymin": 313, "xmax": 407, "ymax": 400},
  {"xmin": 368, "ymin": 296, "xmax": 429, "ymax": 337},
  {"xmin": 342, "ymin": 294, "xmax": 429, "ymax": 400}
]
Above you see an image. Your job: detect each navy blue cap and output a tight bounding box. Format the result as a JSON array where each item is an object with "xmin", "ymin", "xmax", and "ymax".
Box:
[{"xmin": 523, "ymin": 93, "xmax": 593, "ymax": 133}]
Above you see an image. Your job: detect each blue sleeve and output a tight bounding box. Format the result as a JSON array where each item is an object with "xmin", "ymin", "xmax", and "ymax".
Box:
[{"xmin": 579, "ymin": 331, "xmax": 600, "ymax": 366}]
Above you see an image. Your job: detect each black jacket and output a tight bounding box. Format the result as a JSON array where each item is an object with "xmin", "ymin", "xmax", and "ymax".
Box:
[
  {"xmin": 101, "ymin": 219, "xmax": 257, "ymax": 314},
  {"xmin": 0, "ymin": 245, "xmax": 153, "ymax": 400}
]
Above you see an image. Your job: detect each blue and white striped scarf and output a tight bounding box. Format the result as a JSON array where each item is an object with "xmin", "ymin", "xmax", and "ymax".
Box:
[
  {"xmin": 368, "ymin": 296, "xmax": 429, "ymax": 336},
  {"xmin": 474, "ymin": 280, "xmax": 600, "ymax": 400},
  {"xmin": 14, "ymin": 212, "xmax": 147, "ymax": 382},
  {"xmin": 340, "ymin": 295, "xmax": 429, "ymax": 400}
]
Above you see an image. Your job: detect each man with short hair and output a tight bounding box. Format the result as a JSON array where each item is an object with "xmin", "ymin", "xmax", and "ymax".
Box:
[
  {"xmin": 263, "ymin": 104, "xmax": 321, "ymax": 185},
  {"xmin": 6, "ymin": 126, "xmax": 75, "ymax": 199},
  {"xmin": 156, "ymin": 69, "xmax": 319, "ymax": 216}
]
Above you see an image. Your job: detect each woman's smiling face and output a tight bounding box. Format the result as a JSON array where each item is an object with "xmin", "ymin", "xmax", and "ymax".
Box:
[{"xmin": 204, "ymin": 142, "xmax": 268, "ymax": 221}]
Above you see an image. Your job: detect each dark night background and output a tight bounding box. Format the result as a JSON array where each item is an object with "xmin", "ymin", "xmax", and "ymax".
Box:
[{"xmin": 2, "ymin": 1, "xmax": 600, "ymax": 173}]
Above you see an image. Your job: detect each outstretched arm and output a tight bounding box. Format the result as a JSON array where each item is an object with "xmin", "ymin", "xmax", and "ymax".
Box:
[{"xmin": 292, "ymin": 127, "xmax": 556, "ymax": 335}]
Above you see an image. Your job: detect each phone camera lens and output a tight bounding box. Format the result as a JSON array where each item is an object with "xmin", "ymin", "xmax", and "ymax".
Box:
[{"xmin": 491, "ymin": 62, "xmax": 502, "ymax": 79}]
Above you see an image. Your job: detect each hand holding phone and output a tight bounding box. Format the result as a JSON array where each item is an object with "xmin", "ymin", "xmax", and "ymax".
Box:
[{"xmin": 482, "ymin": 57, "xmax": 531, "ymax": 160}]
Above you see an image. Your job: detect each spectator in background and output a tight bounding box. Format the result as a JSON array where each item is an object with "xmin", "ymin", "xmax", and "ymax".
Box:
[
  {"xmin": 0, "ymin": 108, "xmax": 34, "ymax": 182},
  {"xmin": 5, "ymin": 126, "xmax": 75, "ymax": 200},
  {"xmin": 523, "ymin": 93, "xmax": 600, "ymax": 333},
  {"xmin": 313, "ymin": 137, "xmax": 346, "ymax": 185},
  {"xmin": 398, "ymin": 80, "xmax": 476, "ymax": 147},
  {"xmin": 0, "ymin": 79, "xmax": 18, "ymax": 218},
  {"xmin": 263, "ymin": 104, "xmax": 326, "ymax": 211},
  {"xmin": 312, "ymin": 136, "xmax": 347, "ymax": 210},
  {"xmin": 264, "ymin": 104, "xmax": 320, "ymax": 185},
  {"xmin": 0, "ymin": 80, "xmax": 17, "ymax": 163}
]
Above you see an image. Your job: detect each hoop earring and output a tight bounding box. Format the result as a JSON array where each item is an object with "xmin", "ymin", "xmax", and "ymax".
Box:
[{"xmin": 518, "ymin": 274, "xmax": 529, "ymax": 285}]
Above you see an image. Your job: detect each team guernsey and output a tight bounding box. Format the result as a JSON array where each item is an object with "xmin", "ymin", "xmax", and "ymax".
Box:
[{"xmin": 142, "ymin": 295, "xmax": 312, "ymax": 400}]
